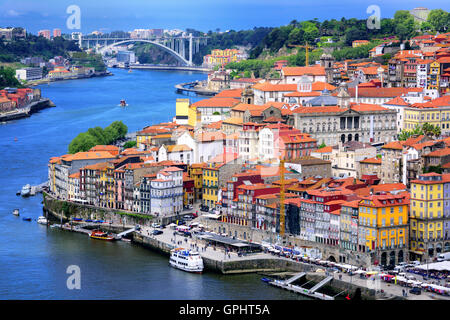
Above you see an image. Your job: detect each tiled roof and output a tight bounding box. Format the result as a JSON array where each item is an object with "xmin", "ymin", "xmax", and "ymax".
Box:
[
  {"xmin": 360, "ymin": 157, "xmax": 381, "ymax": 164},
  {"xmin": 214, "ymin": 88, "xmax": 243, "ymax": 98},
  {"xmin": 424, "ymin": 147, "xmax": 450, "ymax": 157},
  {"xmin": 384, "ymin": 96, "xmax": 409, "ymax": 106},
  {"xmin": 63, "ymin": 151, "xmax": 115, "ymax": 161},
  {"xmin": 252, "ymin": 83, "xmax": 297, "ymax": 92},
  {"xmin": 345, "ymin": 87, "xmax": 423, "ymax": 98},
  {"xmin": 281, "ymin": 66, "xmax": 326, "ymax": 76},
  {"xmin": 382, "ymin": 141, "xmax": 404, "ymax": 150},
  {"xmin": 166, "ymin": 144, "xmax": 192, "ymax": 152},
  {"xmin": 312, "ymin": 146, "xmax": 333, "ymax": 153},
  {"xmin": 191, "ymin": 97, "xmax": 239, "ymax": 108}
]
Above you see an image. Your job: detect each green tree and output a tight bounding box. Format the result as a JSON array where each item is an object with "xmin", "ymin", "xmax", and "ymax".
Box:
[
  {"xmin": 0, "ymin": 66, "xmax": 21, "ymax": 89},
  {"xmin": 398, "ymin": 125, "xmax": 424, "ymax": 141},
  {"xmin": 123, "ymin": 140, "xmax": 137, "ymax": 149},
  {"xmin": 427, "ymin": 9, "xmax": 450, "ymax": 32},
  {"xmin": 87, "ymin": 127, "xmax": 108, "ymax": 145},
  {"xmin": 68, "ymin": 132, "xmax": 98, "ymax": 154},
  {"xmin": 287, "ymin": 28, "xmax": 304, "ymax": 45},
  {"xmin": 301, "ymin": 21, "xmax": 319, "ymax": 44},
  {"xmin": 393, "ymin": 10, "xmax": 416, "ymax": 41}
]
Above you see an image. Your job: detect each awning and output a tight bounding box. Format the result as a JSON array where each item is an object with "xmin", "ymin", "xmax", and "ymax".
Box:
[
  {"xmin": 410, "ymin": 250, "xmax": 425, "ymax": 255},
  {"xmin": 202, "ymin": 213, "xmax": 221, "ymax": 219}
]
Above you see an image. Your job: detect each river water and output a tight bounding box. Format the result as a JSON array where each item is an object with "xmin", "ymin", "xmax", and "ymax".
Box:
[{"xmin": 0, "ymin": 68, "xmax": 304, "ymax": 300}]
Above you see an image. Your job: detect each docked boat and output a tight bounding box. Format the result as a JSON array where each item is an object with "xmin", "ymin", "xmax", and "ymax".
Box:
[
  {"xmin": 37, "ymin": 216, "xmax": 48, "ymax": 225},
  {"xmin": 120, "ymin": 99, "xmax": 127, "ymax": 107},
  {"xmin": 20, "ymin": 184, "xmax": 31, "ymax": 197},
  {"xmin": 12, "ymin": 209, "xmax": 19, "ymax": 216},
  {"xmin": 90, "ymin": 230, "xmax": 115, "ymax": 241},
  {"xmin": 169, "ymin": 248, "xmax": 204, "ymax": 273}
]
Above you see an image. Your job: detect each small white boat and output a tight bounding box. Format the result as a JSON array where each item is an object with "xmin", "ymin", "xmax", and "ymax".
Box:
[
  {"xmin": 169, "ymin": 248, "xmax": 204, "ymax": 273},
  {"xmin": 37, "ymin": 216, "xmax": 48, "ymax": 225},
  {"xmin": 21, "ymin": 184, "xmax": 31, "ymax": 197},
  {"xmin": 13, "ymin": 209, "xmax": 19, "ymax": 216}
]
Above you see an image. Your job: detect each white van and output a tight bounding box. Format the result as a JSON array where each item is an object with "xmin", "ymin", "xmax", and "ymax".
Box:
[{"xmin": 437, "ymin": 252, "xmax": 450, "ymax": 262}]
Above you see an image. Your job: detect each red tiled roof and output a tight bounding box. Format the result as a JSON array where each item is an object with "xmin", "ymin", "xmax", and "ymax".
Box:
[
  {"xmin": 191, "ymin": 97, "xmax": 239, "ymax": 108},
  {"xmin": 360, "ymin": 157, "xmax": 381, "ymax": 164},
  {"xmin": 281, "ymin": 66, "xmax": 326, "ymax": 76},
  {"xmin": 384, "ymin": 96, "xmax": 409, "ymax": 106},
  {"xmin": 215, "ymin": 88, "xmax": 243, "ymax": 99},
  {"xmin": 382, "ymin": 141, "xmax": 404, "ymax": 150}
]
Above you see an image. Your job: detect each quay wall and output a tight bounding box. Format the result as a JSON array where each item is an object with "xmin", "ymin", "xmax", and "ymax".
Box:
[
  {"xmin": 0, "ymin": 98, "xmax": 54, "ymax": 122},
  {"xmin": 43, "ymin": 192, "xmax": 154, "ymax": 227}
]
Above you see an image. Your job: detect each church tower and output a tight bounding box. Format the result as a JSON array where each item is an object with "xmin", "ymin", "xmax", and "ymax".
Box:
[
  {"xmin": 336, "ymin": 82, "xmax": 351, "ymax": 109},
  {"xmin": 320, "ymin": 53, "xmax": 335, "ymax": 84},
  {"xmin": 241, "ymin": 85, "xmax": 254, "ymax": 105}
]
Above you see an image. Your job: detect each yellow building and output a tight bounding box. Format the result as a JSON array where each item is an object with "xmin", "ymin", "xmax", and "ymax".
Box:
[
  {"xmin": 410, "ymin": 173, "xmax": 448, "ymax": 262},
  {"xmin": 202, "ymin": 163, "xmax": 219, "ymax": 208},
  {"xmin": 403, "ymin": 98, "xmax": 450, "ymax": 135},
  {"xmin": 358, "ymin": 193, "xmax": 409, "ymax": 266},
  {"xmin": 136, "ymin": 127, "xmax": 171, "ymax": 149},
  {"xmin": 189, "ymin": 163, "xmax": 206, "ymax": 201},
  {"xmin": 175, "ymin": 98, "xmax": 190, "ymax": 125},
  {"xmin": 427, "ymin": 61, "xmax": 440, "ymax": 90},
  {"xmin": 203, "ymin": 48, "xmax": 241, "ymax": 66},
  {"xmin": 188, "ymin": 104, "xmax": 200, "ymax": 127}
]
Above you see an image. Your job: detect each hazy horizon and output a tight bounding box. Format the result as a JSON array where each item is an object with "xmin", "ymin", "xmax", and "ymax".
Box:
[{"xmin": 1, "ymin": 0, "xmax": 448, "ymax": 34}]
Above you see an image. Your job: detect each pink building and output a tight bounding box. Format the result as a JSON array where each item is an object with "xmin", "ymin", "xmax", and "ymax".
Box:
[
  {"xmin": 53, "ymin": 29, "xmax": 61, "ymax": 38},
  {"xmin": 38, "ymin": 30, "xmax": 51, "ymax": 39}
]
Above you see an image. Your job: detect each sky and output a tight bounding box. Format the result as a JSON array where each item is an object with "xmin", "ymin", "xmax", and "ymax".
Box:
[{"xmin": 0, "ymin": 0, "xmax": 448, "ymax": 34}]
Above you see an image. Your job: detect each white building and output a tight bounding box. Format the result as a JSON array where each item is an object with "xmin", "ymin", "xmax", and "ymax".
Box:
[
  {"xmin": 150, "ymin": 167, "xmax": 183, "ymax": 216},
  {"xmin": 176, "ymin": 131, "xmax": 225, "ymax": 163},
  {"xmin": 15, "ymin": 67, "xmax": 43, "ymax": 81},
  {"xmin": 157, "ymin": 144, "xmax": 193, "ymax": 165}
]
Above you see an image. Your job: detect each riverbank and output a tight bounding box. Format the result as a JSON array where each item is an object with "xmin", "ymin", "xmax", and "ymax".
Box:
[
  {"xmin": 42, "ymin": 192, "xmax": 405, "ymax": 300},
  {"xmin": 175, "ymin": 80, "xmax": 218, "ymax": 96},
  {"xmin": 129, "ymin": 64, "xmax": 211, "ymax": 73},
  {"xmin": 0, "ymin": 98, "xmax": 55, "ymax": 122},
  {"xmin": 27, "ymin": 71, "xmax": 113, "ymax": 87}
]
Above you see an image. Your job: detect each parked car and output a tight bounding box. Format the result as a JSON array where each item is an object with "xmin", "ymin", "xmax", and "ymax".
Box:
[
  {"xmin": 151, "ymin": 223, "xmax": 161, "ymax": 228},
  {"xmin": 409, "ymin": 287, "xmax": 421, "ymax": 295},
  {"xmin": 152, "ymin": 229, "xmax": 163, "ymax": 235}
]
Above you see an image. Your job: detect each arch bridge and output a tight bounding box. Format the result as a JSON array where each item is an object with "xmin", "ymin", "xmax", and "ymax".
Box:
[{"xmin": 80, "ymin": 34, "xmax": 208, "ymax": 66}]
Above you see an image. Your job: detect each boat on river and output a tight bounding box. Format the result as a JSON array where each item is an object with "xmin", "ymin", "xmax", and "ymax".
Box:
[
  {"xmin": 120, "ymin": 99, "xmax": 128, "ymax": 107},
  {"xmin": 37, "ymin": 216, "xmax": 48, "ymax": 225},
  {"xmin": 20, "ymin": 184, "xmax": 31, "ymax": 197},
  {"xmin": 169, "ymin": 248, "xmax": 203, "ymax": 273},
  {"xmin": 90, "ymin": 230, "xmax": 115, "ymax": 241},
  {"xmin": 12, "ymin": 209, "xmax": 19, "ymax": 216},
  {"xmin": 22, "ymin": 217, "xmax": 32, "ymax": 221}
]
